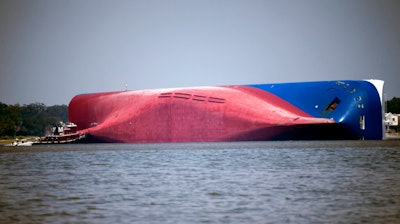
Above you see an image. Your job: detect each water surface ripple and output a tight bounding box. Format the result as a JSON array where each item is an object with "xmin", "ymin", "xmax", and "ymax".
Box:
[{"xmin": 1, "ymin": 141, "xmax": 399, "ymax": 223}]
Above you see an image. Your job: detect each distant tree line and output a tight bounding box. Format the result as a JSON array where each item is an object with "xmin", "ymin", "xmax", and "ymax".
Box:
[
  {"xmin": 387, "ymin": 97, "xmax": 400, "ymax": 114},
  {"xmin": 0, "ymin": 102, "xmax": 68, "ymax": 138},
  {"xmin": 386, "ymin": 97, "xmax": 400, "ymax": 132}
]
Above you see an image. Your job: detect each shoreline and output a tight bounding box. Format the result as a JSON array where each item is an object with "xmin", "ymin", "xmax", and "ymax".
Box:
[{"xmin": 386, "ymin": 133, "xmax": 400, "ymax": 140}]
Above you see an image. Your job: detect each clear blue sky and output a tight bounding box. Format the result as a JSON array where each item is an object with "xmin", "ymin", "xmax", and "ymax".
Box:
[{"xmin": 1, "ymin": 0, "xmax": 399, "ymax": 105}]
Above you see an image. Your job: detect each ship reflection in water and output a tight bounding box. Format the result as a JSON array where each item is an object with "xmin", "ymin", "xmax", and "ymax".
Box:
[{"xmin": 1, "ymin": 141, "xmax": 399, "ymax": 223}]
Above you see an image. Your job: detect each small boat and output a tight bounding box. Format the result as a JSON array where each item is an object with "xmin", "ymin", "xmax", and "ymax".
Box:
[
  {"xmin": 4, "ymin": 139, "xmax": 34, "ymax": 147},
  {"xmin": 35, "ymin": 122, "xmax": 86, "ymax": 144}
]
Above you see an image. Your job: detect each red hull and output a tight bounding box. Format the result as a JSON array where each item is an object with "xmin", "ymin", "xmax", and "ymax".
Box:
[{"xmin": 69, "ymin": 86, "xmax": 333, "ymax": 142}]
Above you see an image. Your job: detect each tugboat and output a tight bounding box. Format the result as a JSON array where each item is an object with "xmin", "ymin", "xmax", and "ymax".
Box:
[{"xmin": 35, "ymin": 122, "xmax": 85, "ymax": 144}]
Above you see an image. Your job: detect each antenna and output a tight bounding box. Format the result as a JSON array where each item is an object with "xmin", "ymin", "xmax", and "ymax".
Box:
[{"xmin": 125, "ymin": 81, "xmax": 128, "ymax": 91}]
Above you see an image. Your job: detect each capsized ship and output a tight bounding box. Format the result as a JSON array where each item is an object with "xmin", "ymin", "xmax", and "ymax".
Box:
[{"xmin": 69, "ymin": 80, "xmax": 384, "ymax": 142}]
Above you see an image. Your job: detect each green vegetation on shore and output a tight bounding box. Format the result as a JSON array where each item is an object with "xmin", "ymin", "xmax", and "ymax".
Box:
[
  {"xmin": 386, "ymin": 97, "xmax": 400, "ymax": 133},
  {"xmin": 0, "ymin": 102, "xmax": 68, "ymax": 138},
  {"xmin": 387, "ymin": 97, "xmax": 400, "ymax": 114}
]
